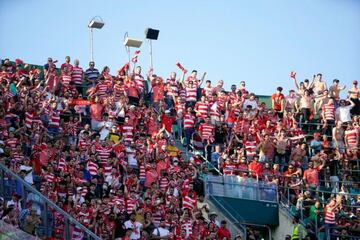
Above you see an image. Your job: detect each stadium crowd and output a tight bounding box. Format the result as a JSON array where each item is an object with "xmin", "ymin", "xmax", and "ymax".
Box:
[{"xmin": 0, "ymin": 56, "xmax": 359, "ymax": 240}]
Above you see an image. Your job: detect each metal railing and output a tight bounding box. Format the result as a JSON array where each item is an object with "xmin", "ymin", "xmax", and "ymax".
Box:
[
  {"xmin": 209, "ymin": 195, "xmax": 272, "ymax": 240},
  {"xmin": 0, "ymin": 163, "xmax": 100, "ymax": 240},
  {"xmin": 205, "ymin": 175, "xmax": 278, "ymax": 203},
  {"xmin": 278, "ymin": 184, "xmax": 360, "ymax": 239},
  {"xmin": 209, "ymin": 195, "xmax": 247, "ymax": 239}
]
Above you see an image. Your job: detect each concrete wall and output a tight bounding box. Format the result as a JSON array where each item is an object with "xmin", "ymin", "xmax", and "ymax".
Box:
[
  {"xmin": 272, "ymin": 207, "xmax": 295, "ymax": 240},
  {"xmin": 206, "ymin": 199, "xmax": 245, "ymax": 239}
]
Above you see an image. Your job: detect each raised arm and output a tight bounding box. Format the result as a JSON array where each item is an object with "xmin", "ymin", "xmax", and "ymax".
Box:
[
  {"xmin": 292, "ymin": 77, "xmax": 300, "ymax": 90},
  {"xmin": 198, "ymin": 72, "xmax": 206, "ymax": 86}
]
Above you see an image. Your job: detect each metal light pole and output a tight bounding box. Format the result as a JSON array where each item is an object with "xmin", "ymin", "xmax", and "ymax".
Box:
[
  {"xmin": 88, "ymin": 16, "xmax": 105, "ymax": 62},
  {"xmin": 145, "ymin": 28, "xmax": 159, "ymax": 69},
  {"xmin": 124, "ymin": 34, "xmax": 143, "ymax": 72}
]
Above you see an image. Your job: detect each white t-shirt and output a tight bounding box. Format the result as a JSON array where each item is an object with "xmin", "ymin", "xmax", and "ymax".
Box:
[
  {"xmin": 124, "ymin": 220, "xmax": 142, "ymax": 239},
  {"xmin": 20, "ymin": 165, "xmax": 33, "ymax": 184},
  {"xmin": 98, "ymin": 121, "xmax": 113, "ymax": 140},
  {"xmin": 126, "ymin": 147, "xmax": 137, "ymax": 167},
  {"xmin": 243, "ymin": 99, "xmax": 258, "ymax": 110},
  {"xmin": 336, "ymin": 105, "xmax": 353, "ymax": 123},
  {"xmin": 152, "ymin": 227, "xmax": 170, "ymax": 237}
]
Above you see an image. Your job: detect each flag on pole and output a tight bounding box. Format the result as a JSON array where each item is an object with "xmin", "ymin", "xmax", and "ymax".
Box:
[
  {"xmin": 176, "ymin": 62, "xmax": 187, "ymax": 73},
  {"xmin": 131, "ymin": 50, "xmax": 141, "ymax": 63}
]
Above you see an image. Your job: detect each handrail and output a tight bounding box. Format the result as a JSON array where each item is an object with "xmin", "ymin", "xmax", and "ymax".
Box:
[
  {"xmin": 278, "ymin": 185, "xmax": 360, "ymax": 198},
  {"xmin": 210, "ymin": 195, "xmax": 273, "ymax": 240},
  {"xmin": 188, "ymin": 142, "xmax": 223, "ymax": 175},
  {"xmin": 0, "ymin": 163, "xmax": 101, "ymax": 240},
  {"xmin": 208, "ymin": 195, "xmax": 247, "ymax": 238}
]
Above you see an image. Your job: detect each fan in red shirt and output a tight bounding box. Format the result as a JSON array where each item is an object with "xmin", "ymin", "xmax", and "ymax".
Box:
[
  {"xmin": 248, "ymin": 156, "xmax": 263, "ymax": 179},
  {"xmin": 271, "ymin": 87, "xmax": 285, "ymax": 119},
  {"xmin": 161, "ymin": 110, "xmax": 176, "ymax": 133},
  {"xmin": 217, "ymin": 220, "xmax": 231, "ymax": 239}
]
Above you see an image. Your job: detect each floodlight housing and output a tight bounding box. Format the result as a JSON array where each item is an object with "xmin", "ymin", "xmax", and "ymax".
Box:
[
  {"xmin": 124, "ymin": 37, "xmax": 143, "ymax": 48},
  {"xmin": 88, "ymin": 20, "xmax": 105, "ymax": 29}
]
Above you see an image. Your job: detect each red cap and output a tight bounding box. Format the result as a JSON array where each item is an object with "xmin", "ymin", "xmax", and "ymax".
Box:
[{"xmin": 313, "ymin": 132, "xmax": 321, "ymax": 138}]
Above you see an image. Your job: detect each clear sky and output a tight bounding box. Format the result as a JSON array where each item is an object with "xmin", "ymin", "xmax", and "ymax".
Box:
[{"xmin": 1, "ymin": 0, "xmax": 359, "ymax": 96}]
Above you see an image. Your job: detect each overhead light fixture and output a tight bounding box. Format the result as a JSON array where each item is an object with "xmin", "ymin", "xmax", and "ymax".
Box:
[
  {"xmin": 145, "ymin": 28, "xmax": 160, "ymax": 40},
  {"xmin": 124, "ymin": 37, "xmax": 143, "ymax": 48},
  {"xmin": 88, "ymin": 19, "xmax": 105, "ymax": 29},
  {"xmin": 144, "ymin": 28, "xmax": 160, "ymax": 68},
  {"xmin": 88, "ymin": 16, "xmax": 105, "ymax": 62}
]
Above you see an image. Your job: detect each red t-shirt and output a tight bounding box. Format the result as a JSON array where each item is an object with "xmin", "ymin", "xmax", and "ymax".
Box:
[
  {"xmin": 217, "ymin": 227, "xmax": 231, "ymax": 239},
  {"xmin": 271, "ymin": 93, "xmax": 284, "ymax": 111},
  {"xmin": 161, "ymin": 114, "xmax": 176, "ymax": 132}
]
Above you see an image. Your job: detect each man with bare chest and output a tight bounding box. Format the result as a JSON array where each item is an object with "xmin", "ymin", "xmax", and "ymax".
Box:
[
  {"xmin": 313, "ymin": 74, "xmax": 327, "ymax": 96},
  {"xmin": 332, "ymin": 121, "xmax": 345, "ymax": 153},
  {"xmin": 290, "ymin": 142, "xmax": 307, "ymax": 166},
  {"xmin": 348, "ymin": 80, "xmax": 359, "ymax": 116},
  {"xmin": 329, "ymin": 79, "xmax": 346, "ymax": 102}
]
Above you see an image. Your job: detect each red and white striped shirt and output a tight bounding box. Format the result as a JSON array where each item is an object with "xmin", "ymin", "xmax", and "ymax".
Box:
[
  {"xmin": 24, "ymin": 112, "xmax": 34, "ymax": 128},
  {"xmin": 48, "ymin": 111, "xmax": 60, "ymax": 129},
  {"xmin": 167, "ymin": 78, "xmax": 179, "ymax": 97},
  {"xmin": 202, "ymin": 86, "xmax": 214, "ymax": 97},
  {"xmin": 182, "ymin": 195, "xmax": 196, "ymax": 210},
  {"xmin": 61, "ymin": 74, "xmax": 72, "ymax": 86},
  {"xmin": 126, "ymin": 198, "xmax": 137, "ymax": 214},
  {"xmin": 44, "ymin": 173, "xmax": 56, "ymax": 183},
  {"xmin": 244, "ymin": 140, "xmax": 257, "ymax": 157},
  {"xmin": 322, "ymin": 104, "xmax": 335, "ymax": 121},
  {"xmin": 185, "ymin": 86, "xmax": 197, "ymax": 102},
  {"xmin": 95, "ymin": 82, "xmax": 110, "ymax": 99},
  {"xmin": 159, "ymin": 177, "xmax": 169, "ymax": 191},
  {"xmin": 324, "ymin": 207, "xmax": 336, "ymax": 224},
  {"xmin": 121, "ymin": 124, "xmax": 134, "ymax": 143},
  {"xmin": 72, "ymin": 66, "xmax": 83, "ymax": 86},
  {"xmin": 57, "ymin": 157, "xmax": 67, "ymax": 172},
  {"xmin": 87, "ymin": 161, "xmax": 98, "ymax": 176},
  {"xmin": 6, "ymin": 138, "xmax": 18, "ymax": 151},
  {"xmin": 96, "ymin": 146, "xmax": 112, "ymax": 165},
  {"xmin": 223, "ymin": 164, "xmax": 237, "ymax": 175},
  {"xmin": 183, "ymin": 113, "xmax": 195, "ymax": 129},
  {"xmin": 181, "ymin": 219, "xmax": 193, "ymax": 238},
  {"xmin": 194, "ymin": 102, "xmax": 209, "ymax": 118},
  {"xmin": 199, "ymin": 123, "xmax": 214, "ymax": 140},
  {"xmin": 133, "ymin": 74, "xmax": 145, "ymax": 93},
  {"xmin": 345, "ymin": 129, "xmax": 358, "ymax": 147},
  {"xmin": 210, "ymin": 102, "xmax": 220, "ymax": 118}
]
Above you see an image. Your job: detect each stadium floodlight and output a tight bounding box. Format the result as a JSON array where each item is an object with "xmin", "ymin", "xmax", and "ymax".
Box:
[
  {"xmin": 88, "ymin": 16, "xmax": 105, "ymax": 62},
  {"xmin": 123, "ymin": 32, "xmax": 143, "ymax": 72},
  {"xmin": 144, "ymin": 28, "xmax": 160, "ymax": 68},
  {"xmin": 124, "ymin": 37, "xmax": 143, "ymax": 48},
  {"xmin": 88, "ymin": 20, "xmax": 105, "ymax": 29}
]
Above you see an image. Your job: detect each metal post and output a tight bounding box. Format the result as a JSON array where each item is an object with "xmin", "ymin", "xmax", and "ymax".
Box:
[
  {"xmin": 267, "ymin": 225, "xmax": 272, "ymax": 240},
  {"xmin": 126, "ymin": 46, "xmax": 131, "ymax": 72},
  {"xmin": 0, "ymin": 169, "xmax": 4, "ymax": 197},
  {"xmin": 44, "ymin": 202, "xmax": 49, "ymax": 237},
  {"xmin": 65, "ymin": 219, "xmax": 70, "ymax": 240},
  {"xmin": 149, "ymin": 39, "xmax": 153, "ymax": 69},
  {"xmin": 287, "ymin": 187, "xmax": 290, "ymax": 206},
  {"xmin": 89, "ymin": 27, "xmax": 94, "ymax": 62},
  {"xmin": 315, "ymin": 214, "xmax": 318, "ymax": 239},
  {"xmin": 22, "ymin": 183, "xmax": 27, "ymax": 208}
]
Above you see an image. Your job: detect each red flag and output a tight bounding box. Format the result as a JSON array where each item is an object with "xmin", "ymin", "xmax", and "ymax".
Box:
[
  {"xmin": 290, "ymin": 71, "xmax": 296, "ymax": 79},
  {"xmin": 176, "ymin": 62, "xmax": 187, "ymax": 73},
  {"xmin": 118, "ymin": 63, "xmax": 130, "ymax": 75},
  {"xmin": 15, "ymin": 58, "xmax": 23, "ymax": 65},
  {"xmin": 131, "ymin": 50, "xmax": 141, "ymax": 63}
]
